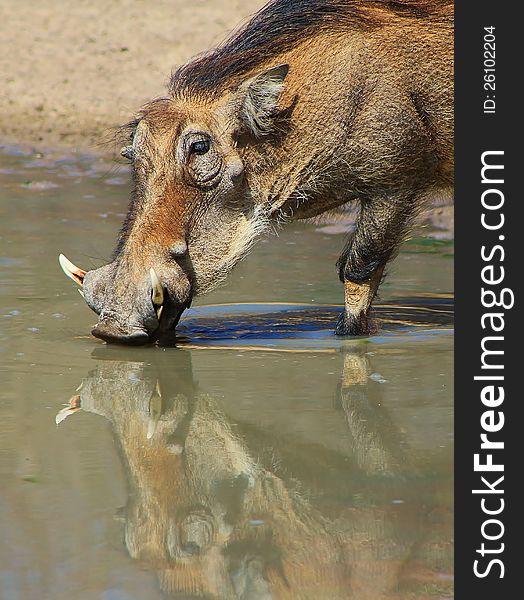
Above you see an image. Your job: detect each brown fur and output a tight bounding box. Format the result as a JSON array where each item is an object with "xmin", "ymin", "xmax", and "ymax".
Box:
[
  {"xmin": 171, "ymin": 0, "xmax": 452, "ymax": 96},
  {"xmin": 78, "ymin": 0, "xmax": 454, "ymax": 344}
]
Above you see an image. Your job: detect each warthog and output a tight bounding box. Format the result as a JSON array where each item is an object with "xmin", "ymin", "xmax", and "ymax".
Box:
[{"xmin": 60, "ymin": 0, "xmax": 453, "ymax": 344}]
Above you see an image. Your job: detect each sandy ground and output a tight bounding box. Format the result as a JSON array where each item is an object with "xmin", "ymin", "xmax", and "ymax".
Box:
[{"xmin": 0, "ymin": 0, "xmax": 266, "ymax": 153}]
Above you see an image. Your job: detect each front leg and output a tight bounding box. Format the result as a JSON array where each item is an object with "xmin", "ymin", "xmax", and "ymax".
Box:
[
  {"xmin": 335, "ymin": 194, "xmax": 418, "ymax": 336},
  {"xmin": 337, "ymin": 269, "xmax": 384, "ymax": 335}
]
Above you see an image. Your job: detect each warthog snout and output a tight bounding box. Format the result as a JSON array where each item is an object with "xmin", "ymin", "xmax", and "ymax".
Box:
[{"xmin": 59, "ymin": 254, "xmax": 191, "ymax": 345}]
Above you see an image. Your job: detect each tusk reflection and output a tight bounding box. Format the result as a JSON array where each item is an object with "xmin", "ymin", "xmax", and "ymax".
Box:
[
  {"xmin": 147, "ymin": 382, "xmax": 163, "ymax": 440},
  {"xmin": 55, "ymin": 393, "xmax": 82, "ymax": 425}
]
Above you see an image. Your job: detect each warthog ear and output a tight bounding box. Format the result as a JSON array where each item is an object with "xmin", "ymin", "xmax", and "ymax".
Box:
[{"xmin": 235, "ymin": 64, "xmax": 289, "ymax": 137}]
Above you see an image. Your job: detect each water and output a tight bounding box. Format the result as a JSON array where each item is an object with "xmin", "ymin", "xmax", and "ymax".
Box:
[{"xmin": 0, "ymin": 146, "xmax": 453, "ymax": 599}]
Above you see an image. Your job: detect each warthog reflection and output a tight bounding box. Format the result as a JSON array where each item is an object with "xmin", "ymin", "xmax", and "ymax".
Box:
[{"xmin": 60, "ymin": 350, "xmax": 451, "ymax": 599}]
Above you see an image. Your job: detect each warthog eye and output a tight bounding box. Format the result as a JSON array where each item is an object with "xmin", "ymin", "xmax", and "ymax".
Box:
[
  {"xmin": 189, "ymin": 140, "xmax": 210, "ymax": 155},
  {"xmin": 120, "ymin": 145, "xmax": 134, "ymax": 161},
  {"xmin": 182, "ymin": 133, "xmax": 221, "ymax": 186}
]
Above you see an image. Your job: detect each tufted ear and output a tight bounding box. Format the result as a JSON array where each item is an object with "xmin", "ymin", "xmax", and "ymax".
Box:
[{"xmin": 234, "ymin": 64, "xmax": 289, "ymax": 137}]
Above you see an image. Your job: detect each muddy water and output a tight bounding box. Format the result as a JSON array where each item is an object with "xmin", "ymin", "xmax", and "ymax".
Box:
[{"xmin": 0, "ymin": 146, "xmax": 453, "ymax": 600}]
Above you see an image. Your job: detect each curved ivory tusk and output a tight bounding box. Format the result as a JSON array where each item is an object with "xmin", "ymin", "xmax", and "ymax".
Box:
[
  {"xmin": 150, "ymin": 268, "xmax": 164, "ymax": 308},
  {"xmin": 59, "ymin": 254, "xmax": 86, "ymax": 286}
]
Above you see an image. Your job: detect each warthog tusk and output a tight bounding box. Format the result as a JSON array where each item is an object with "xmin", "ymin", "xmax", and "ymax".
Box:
[
  {"xmin": 150, "ymin": 268, "xmax": 164, "ymax": 319},
  {"xmin": 59, "ymin": 254, "xmax": 86, "ymax": 286}
]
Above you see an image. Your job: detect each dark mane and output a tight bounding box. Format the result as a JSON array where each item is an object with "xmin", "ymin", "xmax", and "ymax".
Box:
[{"xmin": 169, "ymin": 0, "xmax": 452, "ymax": 97}]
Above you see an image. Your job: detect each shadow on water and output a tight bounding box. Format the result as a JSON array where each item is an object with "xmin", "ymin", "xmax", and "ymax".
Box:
[
  {"xmin": 177, "ymin": 296, "xmax": 453, "ymax": 347},
  {"xmin": 55, "ymin": 298, "xmax": 454, "ymax": 599}
]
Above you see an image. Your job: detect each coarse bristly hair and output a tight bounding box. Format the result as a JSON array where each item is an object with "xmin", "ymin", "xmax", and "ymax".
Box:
[{"xmin": 169, "ymin": 0, "xmax": 453, "ymax": 98}]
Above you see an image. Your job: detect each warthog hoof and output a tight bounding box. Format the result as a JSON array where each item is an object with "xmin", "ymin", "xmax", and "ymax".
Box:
[{"xmin": 335, "ymin": 310, "xmax": 370, "ymax": 336}]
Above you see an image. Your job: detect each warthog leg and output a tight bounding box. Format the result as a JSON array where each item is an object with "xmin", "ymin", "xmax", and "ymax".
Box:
[
  {"xmin": 337, "ymin": 269, "xmax": 384, "ymax": 335},
  {"xmin": 336, "ymin": 193, "xmax": 419, "ymax": 335}
]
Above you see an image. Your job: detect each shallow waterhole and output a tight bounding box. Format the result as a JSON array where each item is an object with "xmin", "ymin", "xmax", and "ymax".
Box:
[{"xmin": 0, "ymin": 146, "xmax": 454, "ymax": 599}]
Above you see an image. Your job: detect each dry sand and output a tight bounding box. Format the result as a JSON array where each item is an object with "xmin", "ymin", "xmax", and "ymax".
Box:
[{"xmin": 0, "ymin": 0, "xmax": 266, "ymax": 153}]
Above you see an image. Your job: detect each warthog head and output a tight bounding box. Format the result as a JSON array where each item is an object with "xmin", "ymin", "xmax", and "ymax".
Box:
[{"xmin": 60, "ymin": 64, "xmax": 289, "ymax": 344}]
